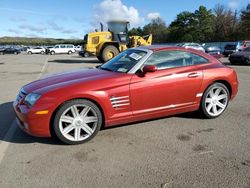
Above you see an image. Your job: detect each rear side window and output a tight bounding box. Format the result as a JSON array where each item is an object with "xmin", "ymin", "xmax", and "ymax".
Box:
[
  {"xmin": 60, "ymin": 45, "xmax": 66, "ymax": 48},
  {"xmin": 67, "ymin": 45, "xmax": 73, "ymax": 48},
  {"xmin": 145, "ymin": 50, "xmax": 208, "ymax": 70}
]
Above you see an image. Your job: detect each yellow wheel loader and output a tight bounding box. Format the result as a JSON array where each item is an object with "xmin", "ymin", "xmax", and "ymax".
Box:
[{"xmin": 82, "ymin": 21, "xmax": 152, "ymax": 62}]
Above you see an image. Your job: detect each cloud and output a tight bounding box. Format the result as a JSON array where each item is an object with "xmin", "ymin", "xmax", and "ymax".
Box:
[
  {"xmin": 7, "ymin": 29, "xmax": 22, "ymax": 34},
  {"xmin": 25, "ymin": 33, "xmax": 39, "ymax": 38},
  {"xmin": 18, "ymin": 24, "xmax": 47, "ymax": 33},
  {"xmin": 228, "ymin": 1, "xmax": 239, "ymax": 10},
  {"xmin": 62, "ymin": 29, "xmax": 78, "ymax": 34},
  {"xmin": 47, "ymin": 21, "xmax": 63, "ymax": 30},
  {"xmin": 0, "ymin": 7, "xmax": 52, "ymax": 16},
  {"xmin": 147, "ymin": 12, "xmax": 160, "ymax": 20},
  {"xmin": 93, "ymin": 0, "xmax": 144, "ymax": 27},
  {"xmin": 9, "ymin": 16, "xmax": 27, "ymax": 22}
]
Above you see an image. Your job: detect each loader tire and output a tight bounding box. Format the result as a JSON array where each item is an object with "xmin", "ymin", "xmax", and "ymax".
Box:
[{"xmin": 102, "ymin": 45, "xmax": 119, "ymax": 62}]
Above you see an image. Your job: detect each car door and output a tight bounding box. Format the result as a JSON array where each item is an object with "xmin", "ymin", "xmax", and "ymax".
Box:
[{"xmin": 130, "ymin": 50, "xmax": 207, "ymax": 116}]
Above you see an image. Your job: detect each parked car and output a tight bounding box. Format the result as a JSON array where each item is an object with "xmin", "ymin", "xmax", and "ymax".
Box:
[
  {"xmin": 205, "ymin": 46, "xmax": 223, "ymax": 59},
  {"xmin": 177, "ymin": 43, "xmax": 205, "ymax": 52},
  {"xmin": 47, "ymin": 44, "xmax": 75, "ymax": 55},
  {"xmin": 229, "ymin": 47, "xmax": 250, "ymax": 65},
  {"xmin": 27, "ymin": 47, "xmax": 45, "ymax": 55},
  {"xmin": 0, "ymin": 48, "xmax": 21, "ymax": 55},
  {"xmin": 74, "ymin": 45, "xmax": 82, "ymax": 52},
  {"xmin": 45, "ymin": 46, "xmax": 54, "ymax": 54},
  {"xmin": 79, "ymin": 50, "xmax": 90, "ymax": 57},
  {"xmin": 223, "ymin": 44, "xmax": 239, "ymax": 57},
  {"xmin": 239, "ymin": 40, "xmax": 250, "ymax": 50},
  {"xmin": 13, "ymin": 46, "xmax": 238, "ymax": 145}
]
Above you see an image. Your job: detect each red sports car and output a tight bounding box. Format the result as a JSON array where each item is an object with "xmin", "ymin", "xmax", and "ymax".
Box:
[{"xmin": 14, "ymin": 46, "xmax": 238, "ymax": 144}]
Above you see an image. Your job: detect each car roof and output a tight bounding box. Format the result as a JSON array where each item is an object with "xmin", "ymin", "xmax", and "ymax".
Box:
[
  {"xmin": 138, "ymin": 45, "xmax": 199, "ymax": 52},
  {"xmin": 137, "ymin": 45, "xmax": 216, "ymax": 61}
]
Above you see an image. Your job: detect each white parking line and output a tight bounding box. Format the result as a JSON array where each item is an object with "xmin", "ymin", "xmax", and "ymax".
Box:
[
  {"xmin": 0, "ymin": 120, "xmax": 17, "ymax": 163},
  {"xmin": 0, "ymin": 57, "xmax": 49, "ymax": 164},
  {"xmin": 38, "ymin": 57, "xmax": 48, "ymax": 79}
]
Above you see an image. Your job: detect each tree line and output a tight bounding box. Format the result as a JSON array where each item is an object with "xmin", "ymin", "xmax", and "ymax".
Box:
[
  {"xmin": 0, "ymin": 37, "xmax": 83, "ymax": 46},
  {"xmin": 129, "ymin": 4, "xmax": 250, "ymax": 43}
]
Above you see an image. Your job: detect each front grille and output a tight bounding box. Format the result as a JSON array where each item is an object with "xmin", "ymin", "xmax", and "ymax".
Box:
[{"xmin": 16, "ymin": 88, "xmax": 27, "ymax": 104}]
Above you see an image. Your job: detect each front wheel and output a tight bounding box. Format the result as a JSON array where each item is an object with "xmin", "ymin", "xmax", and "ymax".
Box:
[
  {"xmin": 200, "ymin": 83, "xmax": 230, "ymax": 119},
  {"xmin": 41, "ymin": 51, "xmax": 45, "ymax": 55},
  {"xmin": 101, "ymin": 45, "xmax": 119, "ymax": 62},
  {"xmin": 53, "ymin": 99, "xmax": 103, "ymax": 145},
  {"xmin": 50, "ymin": 51, "xmax": 55, "ymax": 55},
  {"xmin": 68, "ymin": 51, "xmax": 72, "ymax": 55}
]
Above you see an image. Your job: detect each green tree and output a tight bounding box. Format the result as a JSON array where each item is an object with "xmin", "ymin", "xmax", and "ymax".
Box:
[
  {"xmin": 168, "ymin": 6, "xmax": 214, "ymax": 42},
  {"xmin": 128, "ymin": 27, "xmax": 144, "ymax": 36},
  {"xmin": 194, "ymin": 6, "xmax": 214, "ymax": 42},
  {"xmin": 240, "ymin": 4, "xmax": 250, "ymax": 39},
  {"xmin": 168, "ymin": 11, "xmax": 197, "ymax": 42},
  {"xmin": 143, "ymin": 17, "xmax": 169, "ymax": 43}
]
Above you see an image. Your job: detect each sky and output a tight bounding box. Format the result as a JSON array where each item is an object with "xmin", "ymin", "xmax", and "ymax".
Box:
[{"xmin": 0, "ymin": 0, "xmax": 249, "ymax": 39}]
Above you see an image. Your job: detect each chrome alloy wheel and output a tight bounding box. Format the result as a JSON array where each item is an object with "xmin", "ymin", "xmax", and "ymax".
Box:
[
  {"xmin": 59, "ymin": 105, "xmax": 98, "ymax": 142},
  {"xmin": 205, "ymin": 86, "xmax": 229, "ymax": 117}
]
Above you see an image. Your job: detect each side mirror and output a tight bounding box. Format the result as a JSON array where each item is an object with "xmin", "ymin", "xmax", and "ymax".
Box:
[{"xmin": 142, "ymin": 65, "xmax": 157, "ymax": 73}]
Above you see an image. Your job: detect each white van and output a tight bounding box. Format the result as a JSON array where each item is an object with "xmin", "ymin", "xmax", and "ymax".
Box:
[{"xmin": 49, "ymin": 44, "xmax": 75, "ymax": 55}]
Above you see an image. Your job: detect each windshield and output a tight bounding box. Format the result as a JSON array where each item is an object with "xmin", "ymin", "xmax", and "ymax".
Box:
[
  {"xmin": 108, "ymin": 22, "xmax": 128, "ymax": 34},
  {"xmin": 99, "ymin": 50, "xmax": 147, "ymax": 73}
]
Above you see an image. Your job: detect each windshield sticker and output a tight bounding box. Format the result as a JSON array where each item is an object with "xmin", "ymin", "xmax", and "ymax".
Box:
[
  {"xmin": 129, "ymin": 53, "xmax": 142, "ymax": 61},
  {"xmin": 117, "ymin": 68, "xmax": 127, "ymax": 73}
]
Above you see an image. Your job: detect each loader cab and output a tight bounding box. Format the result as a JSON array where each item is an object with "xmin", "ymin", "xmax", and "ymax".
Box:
[{"xmin": 107, "ymin": 21, "xmax": 130, "ymax": 44}]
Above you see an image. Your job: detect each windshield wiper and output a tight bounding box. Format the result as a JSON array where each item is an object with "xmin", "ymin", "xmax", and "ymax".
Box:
[{"xmin": 99, "ymin": 67, "xmax": 113, "ymax": 72}]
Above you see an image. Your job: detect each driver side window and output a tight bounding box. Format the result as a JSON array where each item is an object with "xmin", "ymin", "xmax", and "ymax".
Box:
[{"xmin": 144, "ymin": 50, "xmax": 208, "ymax": 70}]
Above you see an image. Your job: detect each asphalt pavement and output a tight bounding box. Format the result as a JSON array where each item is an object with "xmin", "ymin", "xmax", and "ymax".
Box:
[{"xmin": 0, "ymin": 54, "xmax": 249, "ymax": 188}]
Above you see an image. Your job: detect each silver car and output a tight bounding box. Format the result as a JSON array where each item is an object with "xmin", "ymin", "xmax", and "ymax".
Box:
[{"xmin": 177, "ymin": 43, "xmax": 205, "ymax": 52}]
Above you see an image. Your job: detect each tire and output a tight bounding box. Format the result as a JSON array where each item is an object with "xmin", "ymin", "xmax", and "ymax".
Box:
[
  {"xmin": 41, "ymin": 51, "xmax": 45, "ymax": 55},
  {"xmin": 14, "ymin": 52, "xmax": 18, "ymax": 55},
  {"xmin": 68, "ymin": 51, "xmax": 72, "ymax": 55},
  {"xmin": 53, "ymin": 99, "xmax": 103, "ymax": 145},
  {"xmin": 50, "ymin": 51, "xmax": 55, "ymax": 55},
  {"xmin": 83, "ymin": 52, "xmax": 89, "ymax": 58},
  {"xmin": 101, "ymin": 45, "xmax": 119, "ymax": 62},
  {"xmin": 28, "ymin": 51, "xmax": 32, "ymax": 55},
  {"xmin": 0, "ymin": 52, "xmax": 3, "ymax": 55},
  {"xmin": 200, "ymin": 83, "xmax": 230, "ymax": 119}
]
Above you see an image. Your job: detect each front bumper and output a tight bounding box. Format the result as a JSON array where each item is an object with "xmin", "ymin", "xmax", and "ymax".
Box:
[{"xmin": 13, "ymin": 102, "xmax": 52, "ymax": 137}]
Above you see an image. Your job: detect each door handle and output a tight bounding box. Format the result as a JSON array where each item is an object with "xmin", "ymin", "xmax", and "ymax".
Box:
[{"xmin": 188, "ymin": 72, "xmax": 200, "ymax": 78}]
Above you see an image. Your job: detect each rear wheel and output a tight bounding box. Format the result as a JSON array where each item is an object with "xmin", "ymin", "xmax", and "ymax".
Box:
[
  {"xmin": 50, "ymin": 51, "xmax": 55, "ymax": 55},
  {"xmin": 68, "ymin": 51, "xmax": 72, "ymax": 55},
  {"xmin": 41, "ymin": 51, "xmax": 45, "ymax": 55},
  {"xmin": 101, "ymin": 45, "xmax": 119, "ymax": 62},
  {"xmin": 28, "ymin": 51, "xmax": 32, "ymax": 55},
  {"xmin": 53, "ymin": 99, "xmax": 103, "ymax": 145},
  {"xmin": 200, "ymin": 83, "xmax": 229, "ymax": 119}
]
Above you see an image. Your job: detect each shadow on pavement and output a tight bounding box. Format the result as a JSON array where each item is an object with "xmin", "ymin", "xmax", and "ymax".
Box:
[{"xmin": 0, "ymin": 101, "xmax": 63, "ymax": 145}]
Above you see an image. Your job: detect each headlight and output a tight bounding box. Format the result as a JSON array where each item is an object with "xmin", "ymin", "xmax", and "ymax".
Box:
[{"xmin": 24, "ymin": 93, "xmax": 41, "ymax": 107}]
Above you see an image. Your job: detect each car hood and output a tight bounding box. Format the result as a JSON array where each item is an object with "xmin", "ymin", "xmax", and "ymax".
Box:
[
  {"xmin": 23, "ymin": 68, "xmax": 119, "ymax": 94},
  {"xmin": 231, "ymin": 51, "xmax": 250, "ymax": 57}
]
